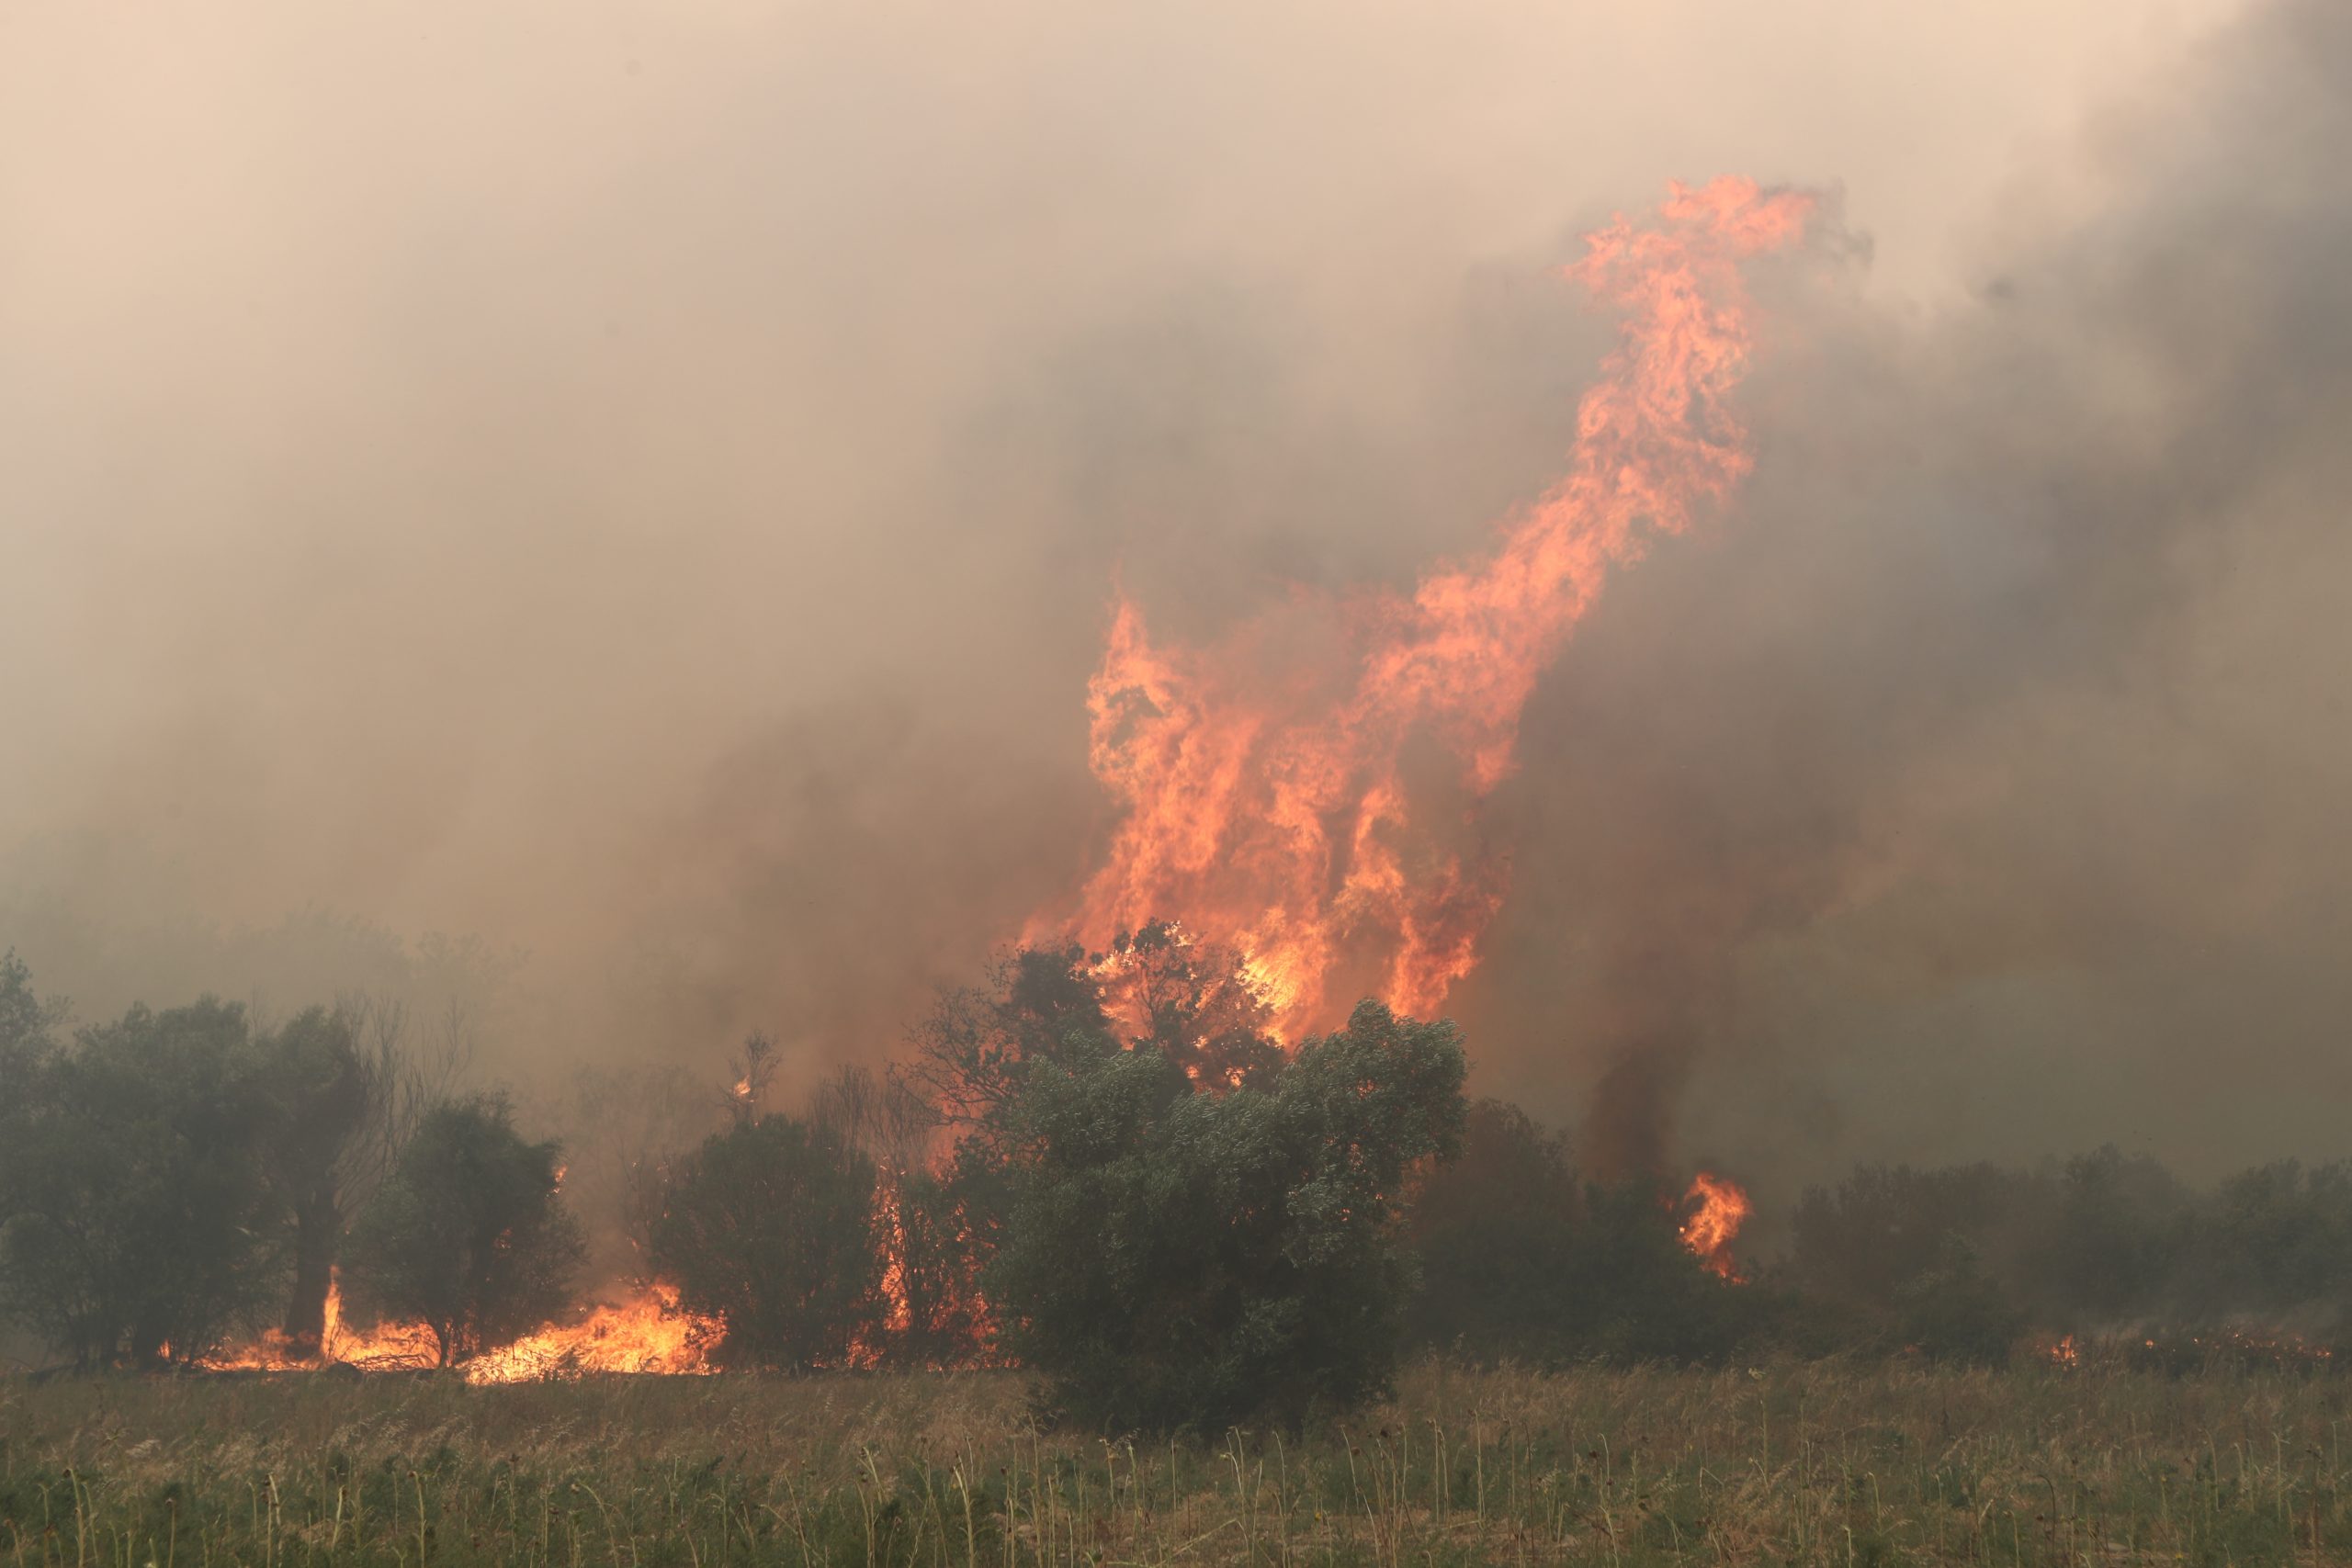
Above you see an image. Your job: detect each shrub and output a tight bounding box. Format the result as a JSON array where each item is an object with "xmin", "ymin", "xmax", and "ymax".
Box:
[
  {"xmin": 988, "ymin": 999, "xmax": 1466, "ymax": 1431},
  {"xmin": 0, "ymin": 995, "xmax": 279, "ymax": 1366},
  {"xmin": 650, "ymin": 1114, "xmax": 883, "ymax": 1370},
  {"xmin": 341, "ymin": 1096, "xmax": 583, "ymax": 1367}
]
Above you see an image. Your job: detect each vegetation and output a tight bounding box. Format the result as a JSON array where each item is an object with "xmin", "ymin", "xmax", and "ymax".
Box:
[
  {"xmin": 0, "ymin": 954, "xmax": 481, "ymax": 1370},
  {"xmin": 339, "ymin": 1097, "xmax": 585, "ymax": 1369},
  {"xmin": 10, "ymin": 1356, "xmax": 2352, "ymax": 1566},
  {"xmin": 1403, "ymin": 1101, "xmax": 1774, "ymax": 1367},
  {"xmin": 989, "ymin": 998, "xmax": 1466, "ymax": 1431},
  {"xmin": 0, "ymin": 992, "xmax": 281, "ymax": 1367},
  {"xmin": 14, "ymin": 936, "xmax": 2352, "ymax": 1438},
  {"xmin": 651, "ymin": 1112, "xmax": 884, "ymax": 1370}
]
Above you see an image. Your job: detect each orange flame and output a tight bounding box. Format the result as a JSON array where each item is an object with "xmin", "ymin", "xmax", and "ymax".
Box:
[
  {"xmin": 461, "ymin": 1282, "xmax": 720, "ymax": 1383},
  {"xmin": 1678, "ymin": 1169, "xmax": 1751, "ymax": 1280},
  {"xmin": 198, "ymin": 1272, "xmax": 720, "ymax": 1380},
  {"xmin": 1036, "ymin": 178, "xmax": 1813, "ymax": 1033}
]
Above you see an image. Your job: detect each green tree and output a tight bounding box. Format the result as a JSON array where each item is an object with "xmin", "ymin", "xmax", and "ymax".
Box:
[
  {"xmin": 1896, "ymin": 1235, "xmax": 2028, "ymax": 1365},
  {"xmin": 0, "ymin": 996, "xmax": 278, "ymax": 1366},
  {"xmin": 340, "ymin": 1096, "xmax": 583, "ymax": 1368},
  {"xmin": 251, "ymin": 1006, "xmax": 372, "ymax": 1356},
  {"xmin": 988, "ymin": 998, "xmax": 1467, "ymax": 1431},
  {"xmin": 1403, "ymin": 1100, "xmax": 1583, "ymax": 1358},
  {"xmin": 650, "ymin": 1112, "xmax": 883, "ymax": 1370}
]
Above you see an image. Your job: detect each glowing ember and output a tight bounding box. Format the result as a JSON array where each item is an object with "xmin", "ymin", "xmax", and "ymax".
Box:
[
  {"xmin": 1678, "ymin": 1170, "xmax": 1751, "ymax": 1280},
  {"xmin": 1035, "ymin": 178, "xmax": 1814, "ymax": 1034}
]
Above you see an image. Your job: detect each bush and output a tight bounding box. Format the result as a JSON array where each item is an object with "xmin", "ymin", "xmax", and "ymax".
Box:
[
  {"xmin": 0, "ymin": 995, "xmax": 280, "ymax": 1366},
  {"xmin": 987, "ymin": 999, "xmax": 1466, "ymax": 1431},
  {"xmin": 341, "ymin": 1096, "xmax": 583, "ymax": 1367},
  {"xmin": 650, "ymin": 1114, "xmax": 882, "ymax": 1370},
  {"xmin": 1402, "ymin": 1100, "xmax": 1586, "ymax": 1360},
  {"xmin": 1896, "ymin": 1237, "xmax": 2028, "ymax": 1365}
]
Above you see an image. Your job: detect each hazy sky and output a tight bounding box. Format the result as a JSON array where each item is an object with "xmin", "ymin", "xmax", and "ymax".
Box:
[{"xmin": 16, "ymin": 0, "xmax": 2349, "ymax": 1206}]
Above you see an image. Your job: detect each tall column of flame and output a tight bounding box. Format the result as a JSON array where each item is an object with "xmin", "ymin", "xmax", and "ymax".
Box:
[{"xmin": 1046, "ymin": 179, "xmax": 1813, "ymax": 1034}]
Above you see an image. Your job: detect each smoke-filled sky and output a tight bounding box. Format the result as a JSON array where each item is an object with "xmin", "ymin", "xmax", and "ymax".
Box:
[{"xmin": 7, "ymin": 0, "xmax": 2346, "ymax": 1209}]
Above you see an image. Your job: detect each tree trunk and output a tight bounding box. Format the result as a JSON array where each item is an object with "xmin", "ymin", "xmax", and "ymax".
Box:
[{"xmin": 282, "ymin": 1186, "xmax": 340, "ymax": 1357}]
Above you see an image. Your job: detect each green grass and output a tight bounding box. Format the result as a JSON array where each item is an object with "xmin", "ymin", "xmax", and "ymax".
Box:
[{"xmin": 6, "ymin": 1355, "xmax": 2351, "ymax": 1565}]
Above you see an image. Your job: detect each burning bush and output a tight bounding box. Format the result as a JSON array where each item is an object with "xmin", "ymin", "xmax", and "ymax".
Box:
[{"xmin": 338, "ymin": 1096, "xmax": 584, "ymax": 1369}]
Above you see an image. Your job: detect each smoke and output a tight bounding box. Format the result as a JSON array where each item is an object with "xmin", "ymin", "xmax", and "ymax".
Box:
[
  {"xmin": 1464, "ymin": 0, "xmax": 2352, "ymax": 1204},
  {"xmin": 8, "ymin": 0, "xmax": 2346, "ymax": 1195}
]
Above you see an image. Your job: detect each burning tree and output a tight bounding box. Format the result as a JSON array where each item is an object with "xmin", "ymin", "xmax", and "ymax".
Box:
[
  {"xmin": 338, "ymin": 1095, "xmax": 584, "ymax": 1369},
  {"xmin": 1036, "ymin": 179, "xmax": 1816, "ymax": 1037}
]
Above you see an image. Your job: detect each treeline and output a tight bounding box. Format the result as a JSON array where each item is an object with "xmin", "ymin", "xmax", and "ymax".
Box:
[
  {"xmin": 0, "ymin": 951, "xmax": 577, "ymax": 1370},
  {"xmin": 1780, "ymin": 1151, "xmax": 2352, "ymax": 1362},
  {"xmin": 8, "ymin": 934, "xmax": 2350, "ymax": 1428}
]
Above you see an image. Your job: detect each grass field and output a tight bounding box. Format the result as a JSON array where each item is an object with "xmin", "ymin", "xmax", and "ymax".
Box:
[{"xmin": 6, "ymin": 1356, "xmax": 2351, "ymax": 1566}]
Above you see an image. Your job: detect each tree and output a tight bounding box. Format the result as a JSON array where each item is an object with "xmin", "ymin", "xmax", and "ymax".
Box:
[
  {"xmin": 251, "ymin": 1007, "xmax": 371, "ymax": 1356},
  {"xmin": 1896, "ymin": 1235, "xmax": 2027, "ymax": 1365},
  {"xmin": 340, "ymin": 1096, "xmax": 583, "ymax": 1368},
  {"xmin": 987, "ymin": 998, "xmax": 1467, "ymax": 1431},
  {"xmin": 1402, "ymin": 1100, "xmax": 1587, "ymax": 1360},
  {"xmin": 900, "ymin": 928, "xmax": 1289, "ymax": 1342},
  {"xmin": 247, "ymin": 995, "xmax": 478, "ymax": 1356},
  {"xmin": 0, "ymin": 953, "xmax": 65, "ymax": 1361},
  {"xmin": 2031, "ymin": 1145, "xmax": 2188, "ymax": 1326},
  {"xmin": 0, "ymin": 950, "xmax": 62, "ymax": 1074},
  {"xmin": 650, "ymin": 1112, "xmax": 882, "ymax": 1370},
  {"xmin": 0, "ymin": 996, "xmax": 279, "ymax": 1366}
]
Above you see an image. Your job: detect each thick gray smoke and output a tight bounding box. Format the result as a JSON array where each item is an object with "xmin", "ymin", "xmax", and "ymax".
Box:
[
  {"xmin": 1467, "ymin": 0, "xmax": 2352, "ymax": 1213},
  {"xmin": 6, "ymin": 0, "xmax": 2343, "ymax": 1201}
]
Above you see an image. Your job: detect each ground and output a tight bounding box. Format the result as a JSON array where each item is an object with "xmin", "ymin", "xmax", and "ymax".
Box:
[{"xmin": 5, "ymin": 1357, "xmax": 2347, "ymax": 1565}]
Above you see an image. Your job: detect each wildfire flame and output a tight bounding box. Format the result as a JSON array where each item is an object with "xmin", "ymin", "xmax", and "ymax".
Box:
[
  {"xmin": 1036, "ymin": 178, "xmax": 1814, "ymax": 1034},
  {"xmin": 1678, "ymin": 1169, "xmax": 1751, "ymax": 1280},
  {"xmin": 460, "ymin": 1282, "xmax": 719, "ymax": 1383},
  {"xmin": 198, "ymin": 1273, "xmax": 720, "ymax": 1381}
]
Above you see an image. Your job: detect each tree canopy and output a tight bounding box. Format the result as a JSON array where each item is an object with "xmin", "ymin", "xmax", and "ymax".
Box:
[{"xmin": 340, "ymin": 1096, "xmax": 583, "ymax": 1368}]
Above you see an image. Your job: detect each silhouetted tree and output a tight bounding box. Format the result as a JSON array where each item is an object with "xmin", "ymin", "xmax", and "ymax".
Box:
[
  {"xmin": 2032, "ymin": 1145, "xmax": 2188, "ymax": 1326},
  {"xmin": 1897, "ymin": 1235, "xmax": 2027, "ymax": 1365},
  {"xmin": 650, "ymin": 1112, "xmax": 881, "ymax": 1369},
  {"xmin": 0, "ymin": 995, "xmax": 278, "ymax": 1366},
  {"xmin": 340, "ymin": 1096, "xmax": 583, "ymax": 1368},
  {"xmin": 252, "ymin": 1007, "xmax": 370, "ymax": 1356},
  {"xmin": 1403, "ymin": 1100, "xmax": 1587, "ymax": 1360},
  {"xmin": 250, "ymin": 996, "xmax": 477, "ymax": 1355}
]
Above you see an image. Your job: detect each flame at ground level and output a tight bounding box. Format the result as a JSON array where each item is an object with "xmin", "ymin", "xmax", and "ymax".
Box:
[
  {"xmin": 462, "ymin": 1283, "xmax": 720, "ymax": 1383},
  {"xmin": 1679, "ymin": 1171, "xmax": 1751, "ymax": 1281},
  {"xmin": 198, "ymin": 1276, "xmax": 721, "ymax": 1381}
]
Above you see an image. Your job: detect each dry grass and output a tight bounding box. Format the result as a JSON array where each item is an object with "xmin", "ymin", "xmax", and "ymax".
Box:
[{"xmin": 6, "ymin": 1354, "xmax": 2350, "ymax": 1564}]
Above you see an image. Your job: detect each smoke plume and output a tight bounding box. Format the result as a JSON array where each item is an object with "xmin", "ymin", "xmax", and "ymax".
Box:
[{"xmin": 6, "ymin": 0, "xmax": 2346, "ymax": 1211}]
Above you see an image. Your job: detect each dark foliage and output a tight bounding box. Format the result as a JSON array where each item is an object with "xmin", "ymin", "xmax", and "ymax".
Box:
[
  {"xmin": 987, "ymin": 998, "xmax": 1467, "ymax": 1431},
  {"xmin": 650, "ymin": 1113, "xmax": 882, "ymax": 1370},
  {"xmin": 251, "ymin": 1007, "xmax": 372, "ymax": 1356},
  {"xmin": 1894, "ymin": 1236, "xmax": 2029, "ymax": 1365},
  {"xmin": 0, "ymin": 992, "xmax": 280, "ymax": 1366},
  {"xmin": 341, "ymin": 1096, "xmax": 584, "ymax": 1368},
  {"xmin": 1403, "ymin": 1100, "xmax": 1777, "ymax": 1365}
]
